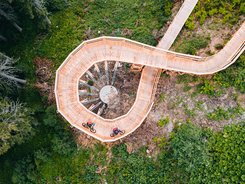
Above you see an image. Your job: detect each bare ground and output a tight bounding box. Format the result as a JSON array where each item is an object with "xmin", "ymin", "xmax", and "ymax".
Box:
[{"xmin": 34, "ymin": 57, "xmax": 55, "ymax": 104}]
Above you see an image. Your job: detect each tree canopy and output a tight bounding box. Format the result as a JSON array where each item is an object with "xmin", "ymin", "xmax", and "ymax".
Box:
[{"xmin": 0, "ymin": 98, "xmax": 34, "ymax": 155}]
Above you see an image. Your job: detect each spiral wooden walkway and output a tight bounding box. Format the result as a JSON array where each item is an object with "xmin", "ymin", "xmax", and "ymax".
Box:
[{"xmin": 55, "ymin": 0, "xmax": 245, "ymax": 142}]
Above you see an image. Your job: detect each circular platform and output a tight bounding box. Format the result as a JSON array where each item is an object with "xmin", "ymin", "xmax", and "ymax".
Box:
[{"xmin": 99, "ymin": 85, "xmax": 118, "ymax": 104}]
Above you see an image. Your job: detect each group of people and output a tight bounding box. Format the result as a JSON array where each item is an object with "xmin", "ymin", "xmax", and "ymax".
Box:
[{"xmin": 86, "ymin": 121, "xmax": 123, "ymax": 135}]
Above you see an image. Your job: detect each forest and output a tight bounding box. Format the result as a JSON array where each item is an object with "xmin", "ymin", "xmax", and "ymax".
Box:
[{"xmin": 0, "ymin": 0, "xmax": 244, "ymax": 183}]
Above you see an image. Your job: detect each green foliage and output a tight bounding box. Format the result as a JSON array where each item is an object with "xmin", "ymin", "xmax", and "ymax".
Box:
[
  {"xmin": 87, "ymin": 80, "xmax": 94, "ymax": 86},
  {"xmin": 214, "ymin": 43, "xmax": 223, "ymax": 50},
  {"xmin": 11, "ymin": 156, "xmax": 37, "ymax": 184},
  {"xmin": 185, "ymin": 15, "xmax": 195, "ymax": 30},
  {"xmin": 170, "ymin": 123, "xmax": 209, "ymax": 174},
  {"xmin": 240, "ymin": 2, "xmax": 245, "ymax": 13},
  {"xmin": 152, "ymin": 136, "xmax": 167, "ymax": 149},
  {"xmin": 9, "ymin": 122, "xmax": 245, "ymax": 184},
  {"xmin": 214, "ymin": 54, "xmax": 245, "ymax": 93},
  {"xmin": 186, "ymin": 0, "xmax": 244, "ymax": 28},
  {"xmin": 159, "ymin": 93, "xmax": 165, "ymax": 102},
  {"xmin": 158, "ymin": 117, "xmax": 170, "ymax": 127},
  {"xmin": 37, "ymin": 0, "xmax": 172, "ymax": 64},
  {"xmin": 0, "ymin": 1, "xmax": 22, "ymax": 38},
  {"xmin": 17, "ymin": 0, "xmax": 51, "ymax": 29},
  {"xmin": 154, "ymin": 123, "xmax": 209, "ymax": 183},
  {"xmin": 107, "ymin": 144, "xmax": 158, "ymax": 184},
  {"xmin": 197, "ymin": 80, "xmax": 216, "ymax": 96},
  {"xmin": 43, "ymin": 105, "xmax": 62, "ymax": 129},
  {"xmin": 195, "ymin": 100, "xmax": 204, "ymax": 110},
  {"xmin": 202, "ymin": 122, "xmax": 245, "ymax": 183},
  {"xmin": 0, "ymin": 98, "xmax": 34, "ymax": 155},
  {"xmin": 184, "ymin": 105, "xmax": 196, "ymax": 118},
  {"xmin": 207, "ymin": 105, "xmax": 244, "ymax": 121},
  {"xmin": 178, "ymin": 55, "xmax": 245, "ymax": 96},
  {"xmin": 0, "ymin": 52, "xmax": 26, "ymax": 95},
  {"xmin": 51, "ymin": 136, "xmax": 76, "ymax": 156},
  {"xmin": 157, "ymin": 123, "xmax": 245, "ymax": 183},
  {"xmin": 11, "ymin": 144, "xmax": 105, "ymax": 184},
  {"xmin": 176, "ymin": 36, "xmax": 209, "ymax": 55},
  {"xmin": 183, "ymin": 85, "xmax": 192, "ymax": 92},
  {"xmin": 45, "ymin": 0, "xmax": 69, "ymax": 11},
  {"xmin": 177, "ymin": 74, "xmax": 198, "ymax": 84},
  {"xmin": 0, "ymin": 0, "xmax": 70, "ymax": 43}
]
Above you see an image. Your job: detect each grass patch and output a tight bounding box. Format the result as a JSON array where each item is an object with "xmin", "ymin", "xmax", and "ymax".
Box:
[
  {"xmin": 152, "ymin": 137, "xmax": 167, "ymax": 149},
  {"xmin": 207, "ymin": 106, "xmax": 244, "ymax": 121},
  {"xmin": 158, "ymin": 117, "xmax": 170, "ymax": 127},
  {"xmin": 185, "ymin": 0, "xmax": 244, "ymax": 29},
  {"xmin": 195, "ymin": 100, "xmax": 204, "ymax": 110},
  {"xmin": 214, "ymin": 54, "xmax": 245, "ymax": 93},
  {"xmin": 177, "ymin": 74, "xmax": 198, "ymax": 84},
  {"xmin": 183, "ymin": 85, "xmax": 192, "ymax": 92},
  {"xmin": 159, "ymin": 93, "xmax": 165, "ymax": 102},
  {"xmin": 183, "ymin": 105, "xmax": 196, "ymax": 118},
  {"xmin": 175, "ymin": 36, "xmax": 210, "ymax": 55}
]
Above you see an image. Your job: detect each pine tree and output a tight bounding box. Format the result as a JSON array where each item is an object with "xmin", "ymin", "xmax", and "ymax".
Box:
[
  {"xmin": 0, "ymin": 98, "xmax": 34, "ymax": 155},
  {"xmin": 0, "ymin": 1, "xmax": 22, "ymax": 35},
  {"xmin": 0, "ymin": 52, "xmax": 26, "ymax": 92}
]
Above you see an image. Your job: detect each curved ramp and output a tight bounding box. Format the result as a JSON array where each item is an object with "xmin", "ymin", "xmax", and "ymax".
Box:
[
  {"xmin": 60, "ymin": 24, "xmax": 244, "ymax": 75},
  {"xmin": 55, "ymin": 22, "xmax": 244, "ymax": 142}
]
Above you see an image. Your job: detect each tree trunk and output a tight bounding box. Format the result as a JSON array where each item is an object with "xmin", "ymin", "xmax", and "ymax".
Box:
[
  {"xmin": 12, "ymin": 22, "xmax": 22, "ymax": 32},
  {"xmin": 0, "ymin": 73, "xmax": 26, "ymax": 84}
]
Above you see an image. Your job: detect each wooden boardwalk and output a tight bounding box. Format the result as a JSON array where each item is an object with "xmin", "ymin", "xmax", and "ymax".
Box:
[{"xmin": 55, "ymin": 0, "xmax": 245, "ymax": 142}]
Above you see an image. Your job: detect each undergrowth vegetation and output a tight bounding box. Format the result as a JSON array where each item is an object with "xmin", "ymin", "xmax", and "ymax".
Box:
[
  {"xmin": 185, "ymin": 0, "xmax": 244, "ymax": 30},
  {"xmin": 176, "ymin": 54, "xmax": 245, "ymax": 95},
  {"xmin": 207, "ymin": 105, "xmax": 244, "ymax": 121},
  {"xmin": 9, "ymin": 123, "xmax": 244, "ymax": 183},
  {"xmin": 175, "ymin": 36, "xmax": 210, "ymax": 55}
]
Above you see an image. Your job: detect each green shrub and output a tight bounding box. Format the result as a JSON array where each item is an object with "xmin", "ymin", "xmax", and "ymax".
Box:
[
  {"xmin": 159, "ymin": 93, "xmax": 165, "ymax": 102},
  {"xmin": 214, "ymin": 54, "xmax": 245, "ymax": 93},
  {"xmin": 158, "ymin": 117, "xmax": 170, "ymax": 127},
  {"xmin": 185, "ymin": 15, "xmax": 195, "ymax": 30},
  {"xmin": 184, "ymin": 106, "xmax": 196, "ymax": 118},
  {"xmin": 191, "ymin": 0, "xmax": 243, "ymax": 25},
  {"xmin": 207, "ymin": 106, "xmax": 244, "ymax": 121},
  {"xmin": 0, "ymin": 98, "xmax": 35, "ymax": 156},
  {"xmin": 183, "ymin": 85, "xmax": 192, "ymax": 92},
  {"xmin": 204, "ymin": 122, "xmax": 245, "ymax": 183},
  {"xmin": 12, "ymin": 156, "xmax": 37, "ymax": 184},
  {"xmin": 107, "ymin": 144, "xmax": 158, "ymax": 183},
  {"xmin": 177, "ymin": 74, "xmax": 198, "ymax": 84},
  {"xmin": 45, "ymin": 0, "xmax": 70, "ymax": 11},
  {"xmin": 152, "ymin": 137, "xmax": 167, "ymax": 149},
  {"xmin": 197, "ymin": 80, "xmax": 216, "ymax": 96},
  {"xmin": 51, "ymin": 136, "xmax": 76, "ymax": 156},
  {"xmin": 195, "ymin": 100, "xmax": 204, "ymax": 110},
  {"xmin": 240, "ymin": 3, "xmax": 245, "ymax": 14},
  {"xmin": 87, "ymin": 80, "xmax": 94, "ymax": 86},
  {"xmin": 214, "ymin": 43, "xmax": 223, "ymax": 50},
  {"xmin": 176, "ymin": 36, "xmax": 209, "ymax": 55},
  {"xmin": 164, "ymin": 123, "xmax": 210, "ymax": 183}
]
